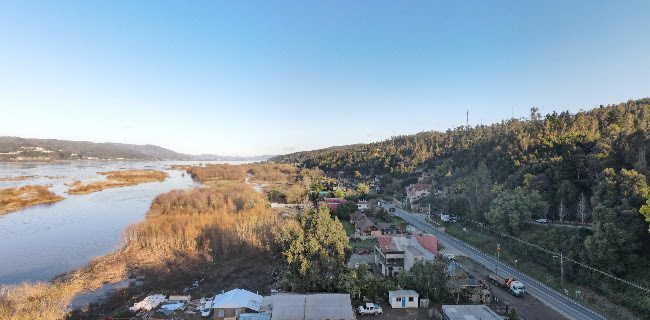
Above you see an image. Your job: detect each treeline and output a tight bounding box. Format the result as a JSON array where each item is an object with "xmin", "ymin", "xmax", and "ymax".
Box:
[{"xmin": 273, "ymin": 98, "xmax": 650, "ymax": 317}]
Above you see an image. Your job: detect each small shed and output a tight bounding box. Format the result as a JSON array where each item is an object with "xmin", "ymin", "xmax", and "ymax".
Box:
[{"xmin": 388, "ymin": 290, "xmax": 419, "ymax": 308}]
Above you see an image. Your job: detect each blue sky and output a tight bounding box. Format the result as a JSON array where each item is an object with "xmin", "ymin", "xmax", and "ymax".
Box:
[{"xmin": 1, "ymin": 1, "xmax": 649, "ymax": 156}]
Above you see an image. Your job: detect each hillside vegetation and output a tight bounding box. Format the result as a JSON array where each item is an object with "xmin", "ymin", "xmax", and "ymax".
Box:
[{"xmin": 273, "ymin": 98, "xmax": 650, "ymax": 318}]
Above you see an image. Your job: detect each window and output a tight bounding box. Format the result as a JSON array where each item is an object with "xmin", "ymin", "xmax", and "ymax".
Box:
[
  {"xmin": 409, "ymin": 297, "xmax": 414, "ymax": 302},
  {"xmin": 236, "ymin": 309, "xmax": 241, "ymax": 316},
  {"xmin": 218, "ymin": 310, "xmax": 224, "ymax": 317},
  {"xmin": 396, "ymin": 297, "xmax": 401, "ymax": 301}
]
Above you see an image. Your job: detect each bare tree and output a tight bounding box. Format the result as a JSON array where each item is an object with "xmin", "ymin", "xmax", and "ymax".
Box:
[
  {"xmin": 558, "ymin": 201, "xmax": 567, "ymax": 224},
  {"xmin": 577, "ymin": 193, "xmax": 590, "ymax": 226}
]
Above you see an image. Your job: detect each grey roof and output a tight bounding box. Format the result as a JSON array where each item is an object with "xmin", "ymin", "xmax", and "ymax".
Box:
[
  {"xmin": 266, "ymin": 293, "xmax": 354, "ymax": 320},
  {"xmin": 441, "ymin": 305, "xmax": 501, "ymax": 320},
  {"xmin": 389, "ymin": 290, "xmax": 419, "ymax": 298},
  {"xmin": 212, "ymin": 289, "xmax": 263, "ymax": 311},
  {"xmin": 240, "ymin": 313, "xmax": 271, "ymax": 320}
]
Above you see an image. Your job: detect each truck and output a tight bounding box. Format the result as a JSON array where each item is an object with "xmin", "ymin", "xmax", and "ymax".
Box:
[
  {"xmin": 358, "ymin": 303, "xmax": 383, "ymax": 315},
  {"xmin": 487, "ymin": 273, "xmax": 526, "ymax": 297}
]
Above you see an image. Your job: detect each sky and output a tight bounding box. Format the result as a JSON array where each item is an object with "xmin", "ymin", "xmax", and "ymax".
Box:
[{"xmin": 1, "ymin": 1, "xmax": 649, "ymax": 156}]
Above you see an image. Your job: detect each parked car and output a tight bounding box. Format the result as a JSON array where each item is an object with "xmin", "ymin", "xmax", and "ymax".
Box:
[
  {"xmin": 358, "ymin": 249, "xmax": 371, "ymax": 255},
  {"xmin": 358, "ymin": 303, "xmax": 383, "ymax": 315},
  {"xmin": 536, "ymin": 218, "xmax": 548, "ymax": 224},
  {"xmin": 443, "ymin": 253, "xmax": 455, "ymax": 260}
]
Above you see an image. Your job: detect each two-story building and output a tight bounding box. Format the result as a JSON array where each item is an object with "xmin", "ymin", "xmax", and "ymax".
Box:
[
  {"xmin": 406, "ymin": 183, "xmax": 431, "ymax": 203},
  {"xmin": 375, "ymin": 234, "xmax": 438, "ymax": 277},
  {"xmin": 356, "ymin": 200, "xmax": 370, "ymax": 212}
]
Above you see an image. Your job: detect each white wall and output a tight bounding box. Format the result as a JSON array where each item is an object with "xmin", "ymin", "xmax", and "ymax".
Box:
[{"xmin": 390, "ymin": 295, "xmax": 419, "ymax": 308}]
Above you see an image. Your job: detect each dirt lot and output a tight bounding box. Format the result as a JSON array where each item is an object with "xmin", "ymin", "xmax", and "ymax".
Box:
[
  {"xmin": 456, "ymin": 256, "xmax": 566, "ymax": 320},
  {"xmin": 355, "ymin": 302, "xmax": 431, "ymax": 320}
]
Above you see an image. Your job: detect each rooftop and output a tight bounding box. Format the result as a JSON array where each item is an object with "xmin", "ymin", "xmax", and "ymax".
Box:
[
  {"xmin": 407, "ymin": 183, "xmax": 431, "ymax": 192},
  {"xmin": 441, "ymin": 305, "xmax": 501, "ymax": 320},
  {"xmin": 389, "ymin": 290, "xmax": 419, "ymax": 297},
  {"xmin": 265, "ymin": 293, "xmax": 354, "ymax": 320},
  {"xmin": 212, "ymin": 289, "xmax": 263, "ymax": 311},
  {"xmin": 376, "ymin": 235, "xmax": 436, "ymax": 260}
]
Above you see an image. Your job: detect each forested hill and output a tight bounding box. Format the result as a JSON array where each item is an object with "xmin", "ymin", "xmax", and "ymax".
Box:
[
  {"xmin": 0, "ymin": 137, "xmax": 274, "ymax": 161},
  {"xmin": 272, "ymin": 98, "xmax": 650, "ymax": 182},
  {"xmin": 273, "ymin": 98, "xmax": 650, "ymax": 316}
]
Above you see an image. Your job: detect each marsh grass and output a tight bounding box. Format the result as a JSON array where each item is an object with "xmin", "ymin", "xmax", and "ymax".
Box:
[
  {"xmin": 0, "ymin": 185, "xmax": 65, "ymax": 215},
  {"xmin": 66, "ymin": 170, "xmax": 169, "ymax": 194}
]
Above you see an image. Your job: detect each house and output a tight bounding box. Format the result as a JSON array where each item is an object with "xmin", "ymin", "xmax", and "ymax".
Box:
[
  {"xmin": 355, "ymin": 217, "xmax": 382, "ymax": 236},
  {"xmin": 375, "ymin": 234, "xmax": 437, "ymax": 277},
  {"xmin": 376, "ymin": 222, "xmax": 397, "ymax": 235},
  {"xmin": 406, "ymin": 183, "xmax": 431, "ymax": 203},
  {"xmin": 441, "ymin": 305, "xmax": 501, "ymax": 320},
  {"xmin": 321, "ymin": 198, "xmax": 346, "ymax": 211},
  {"xmin": 212, "ymin": 289, "xmax": 263, "ymax": 320},
  {"xmin": 356, "ymin": 200, "xmax": 370, "ymax": 212},
  {"xmin": 260, "ymin": 293, "xmax": 354, "ymax": 320},
  {"xmin": 388, "ymin": 290, "xmax": 419, "ymax": 308},
  {"xmin": 349, "ymin": 211, "xmax": 365, "ymax": 224}
]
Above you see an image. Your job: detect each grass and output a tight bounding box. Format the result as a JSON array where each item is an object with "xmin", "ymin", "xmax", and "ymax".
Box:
[
  {"xmin": 66, "ymin": 170, "xmax": 169, "ymax": 194},
  {"xmin": 342, "ymin": 220, "xmax": 355, "ymax": 236},
  {"xmin": 350, "ymin": 239, "xmax": 376, "ymax": 249},
  {"xmin": 0, "ymin": 185, "xmax": 65, "ymax": 215}
]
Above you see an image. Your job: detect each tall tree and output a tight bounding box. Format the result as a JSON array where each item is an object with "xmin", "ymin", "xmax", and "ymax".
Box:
[
  {"xmin": 584, "ymin": 168, "xmax": 648, "ymax": 275},
  {"xmin": 558, "ymin": 201, "xmax": 568, "ymax": 224},
  {"xmin": 397, "ymin": 260, "xmax": 448, "ymax": 300},
  {"xmin": 577, "ymin": 192, "xmax": 591, "ymax": 226},
  {"xmin": 281, "ymin": 204, "xmax": 350, "ymax": 292},
  {"xmin": 485, "ymin": 187, "xmax": 546, "ymax": 235}
]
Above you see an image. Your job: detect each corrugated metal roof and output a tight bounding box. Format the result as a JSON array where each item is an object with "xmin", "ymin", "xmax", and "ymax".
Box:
[
  {"xmin": 212, "ymin": 289, "xmax": 263, "ymax": 311},
  {"xmin": 389, "ymin": 290, "xmax": 419, "ymax": 298},
  {"xmin": 239, "ymin": 313, "xmax": 271, "ymax": 320}
]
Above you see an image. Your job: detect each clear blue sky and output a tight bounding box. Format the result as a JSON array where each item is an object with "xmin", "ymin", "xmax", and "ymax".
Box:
[{"xmin": 1, "ymin": 1, "xmax": 649, "ymax": 156}]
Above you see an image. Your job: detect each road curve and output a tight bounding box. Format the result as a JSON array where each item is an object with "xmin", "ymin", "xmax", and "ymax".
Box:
[{"xmin": 383, "ymin": 203, "xmax": 608, "ymax": 320}]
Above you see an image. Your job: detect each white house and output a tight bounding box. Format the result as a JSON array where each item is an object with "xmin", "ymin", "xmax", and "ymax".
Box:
[
  {"xmin": 356, "ymin": 200, "xmax": 370, "ymax": 212},
  {"xmin": 389, "ymin": 290, "xmax": 419, "ymax": 308}
]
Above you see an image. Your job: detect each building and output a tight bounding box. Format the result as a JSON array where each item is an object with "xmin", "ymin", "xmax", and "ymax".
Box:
[
  {"xmin": 441, "ymin": 305, "xmax": 501, "ymax": 320},
  {"xmin": 388, "ymin": 290, "xmax": 419, "ymax": 308},
  {"xmin": 406, "ymin": 183, "xmax": 431, "ymax": 203},
  {"xmin": 321, "ymin": 198, "xmax": 346, "ymax": 211},
  {"xmin": 349, "ymin": 211, "xmax": 366, "ymax": 224},
  {"xmin": 355, "ymin": 217, "xmax": 382, "ymax": 236},
  {"xmin": 356, "ymin": 200, "xmax": 370, "ymax": 212},
  {"xmin": 375, "ymin": 234, "xmax": 437, "ymax": 277},
  {"xmin": 212, "ymin": 289, "xmax": 263, "ymax": 320},
  {"xmin": 260, "ymin": 293, "xmax": 354, "ymax": 320}
]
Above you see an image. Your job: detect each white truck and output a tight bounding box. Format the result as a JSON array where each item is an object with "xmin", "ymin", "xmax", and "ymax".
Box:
[{"xmin": 358, "ymin": 303, "xmax": 383, "ymax": 315}]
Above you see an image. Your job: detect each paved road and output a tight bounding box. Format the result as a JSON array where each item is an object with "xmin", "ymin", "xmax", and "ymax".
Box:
[{"xmin": 383, "ymin": 203, "xmax": 608, "ymax": 320}]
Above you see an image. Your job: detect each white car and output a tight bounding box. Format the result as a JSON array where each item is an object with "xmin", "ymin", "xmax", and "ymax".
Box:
[
  {"xmin": 443, "ymin": 253, "xmax": 455, "ymax": 260},
  {"xmin": 358, "ymin": 303, "xmax": 383, "ymax": 315},
  {"xmin": 536, "ymin": 218, "xmax": 548, "ymax": 224}
]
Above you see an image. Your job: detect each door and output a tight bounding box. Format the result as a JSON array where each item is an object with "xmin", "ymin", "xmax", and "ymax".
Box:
[{"xmin": 402, "ymin": 297, "xmax": 406, "ymax": 307}]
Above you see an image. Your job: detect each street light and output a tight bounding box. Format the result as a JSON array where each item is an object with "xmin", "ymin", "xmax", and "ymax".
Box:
[{"xmin": 496, "ymin": 244, "xmax": 501, "ymax": 274}]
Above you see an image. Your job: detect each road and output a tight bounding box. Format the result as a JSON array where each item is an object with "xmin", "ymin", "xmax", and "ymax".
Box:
[{"xmin": 383, "ymin": 203, "xmax": 608, "ymax": 320}]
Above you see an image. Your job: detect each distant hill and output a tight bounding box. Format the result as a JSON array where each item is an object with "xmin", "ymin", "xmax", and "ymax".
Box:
[{"xmin": 0, "ymin": 137, "xmax": 274, "ymax": 162}]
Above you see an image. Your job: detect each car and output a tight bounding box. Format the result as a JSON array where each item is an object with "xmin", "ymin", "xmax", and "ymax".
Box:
[
  {"xmin": 358, "ymin": 303, "xmax": 383, "ymax": 315},
  {"xmin": 443, "ymin": 253, "xmax": 455, "ymax": 260},
  {"xmin": 358, "ymin": 249, "xmax": 371, "ymax": 255},
  {"xmin": 536, "ymin": 218, "xmax": 548, "ymax": 224}
]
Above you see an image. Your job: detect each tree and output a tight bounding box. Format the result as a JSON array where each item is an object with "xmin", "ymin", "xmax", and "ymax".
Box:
[
  {"xmin": 397, "ymin": 260, "xmax": 448, "ymax": 300},
  {"xmin": 508, "ymin": 307, "xmax": 520, "ymax": 320},
  {"xmin": 641, "ymin": 191, "xmax": 650, "ymax": 233},
  {"xmin": 286, "ymin": 184, "xmax": 307, "ymax": 204},
  {"xmin": 268, "ymin": 187, "xmax": 285, "ymax": 203},
  {"xmin": 357, "ymin": 183, "xmax": 370, "ymax": 196},
  {"xmin": 335, "ymin": 263, "xmax": 372, "ymax": 299},
  {"xmin": 485, "ymin": 187, "xmax": 546, "ymax": 234},
  {"xmin": 577, "ymin": 192, "xmax": 590, "ymax": 226},
  {"xmin": 334, "ymin": 189, "xmax": 346, "ymax": 199},
  {"xmin": 337, "ymin": 201, "xmax": 358, "ymax": 220},
  {"xmin": 398, "ymin": 221, "xmax": 407, "ymax": 234},
  {"xmin": 281, "ymin": 204, "xmax": 350, "ymax": 292},
  {"xmin": 584, "ymin": 168, "xmax": 648, "ymax": 275},
  {"xmin": 558, "ymin": 201, "xmax": 567, "ymax": 224}
]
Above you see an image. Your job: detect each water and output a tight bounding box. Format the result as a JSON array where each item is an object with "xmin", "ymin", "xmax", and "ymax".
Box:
[{"xmin": 0, "ymin": 161, "xmax": 246, "ymax": 285}]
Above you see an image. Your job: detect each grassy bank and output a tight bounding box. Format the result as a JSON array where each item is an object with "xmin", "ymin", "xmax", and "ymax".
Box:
[
  {"xmin": 0, "ymin": 185, "xmax": 65, "ymax": 215},
  {"xmin": 66, "ymin": 170, "xmax": 169, "ymax": 194}
]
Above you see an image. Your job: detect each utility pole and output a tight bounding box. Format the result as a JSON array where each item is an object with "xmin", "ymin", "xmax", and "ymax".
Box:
[
  {"xmin": 496, "ymin": 244, "xmax": 501, "ymax": 274},
  {"xmin": 466, "ymin": 110, "xmax": 469, "ymax": 127},
  {"xmin": 554, "ymin": 252, "xmax": 565, "ymax": 289}
]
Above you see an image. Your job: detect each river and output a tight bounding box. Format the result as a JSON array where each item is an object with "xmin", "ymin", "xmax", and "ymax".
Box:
[{"xmin": 0, "ymin": 160, "xmax": 246, "ymax": 285}]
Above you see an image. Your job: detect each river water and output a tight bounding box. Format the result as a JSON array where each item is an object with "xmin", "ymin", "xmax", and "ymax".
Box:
[{"xmin": 0, "ymin": 161, "xmax": 245, "ymax": 285}]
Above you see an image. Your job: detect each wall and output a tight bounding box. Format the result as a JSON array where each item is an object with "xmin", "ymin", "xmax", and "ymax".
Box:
[
  {"xmin": 413, "ymin": 233, "xmax": 437, "ymax": 255},
  {"xmin": 390, "ymin": 295, "xmax": 419, "ymax": 308}
]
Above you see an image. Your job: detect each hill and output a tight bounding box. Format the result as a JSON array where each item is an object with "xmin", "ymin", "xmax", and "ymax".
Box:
[
  {"xmin": 272, "ymin": 98, "xmax": 650, "ymax": 317},
  {"xmin": 0, "ymin": 137, "xmax": 274, "ymax": 161}
]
